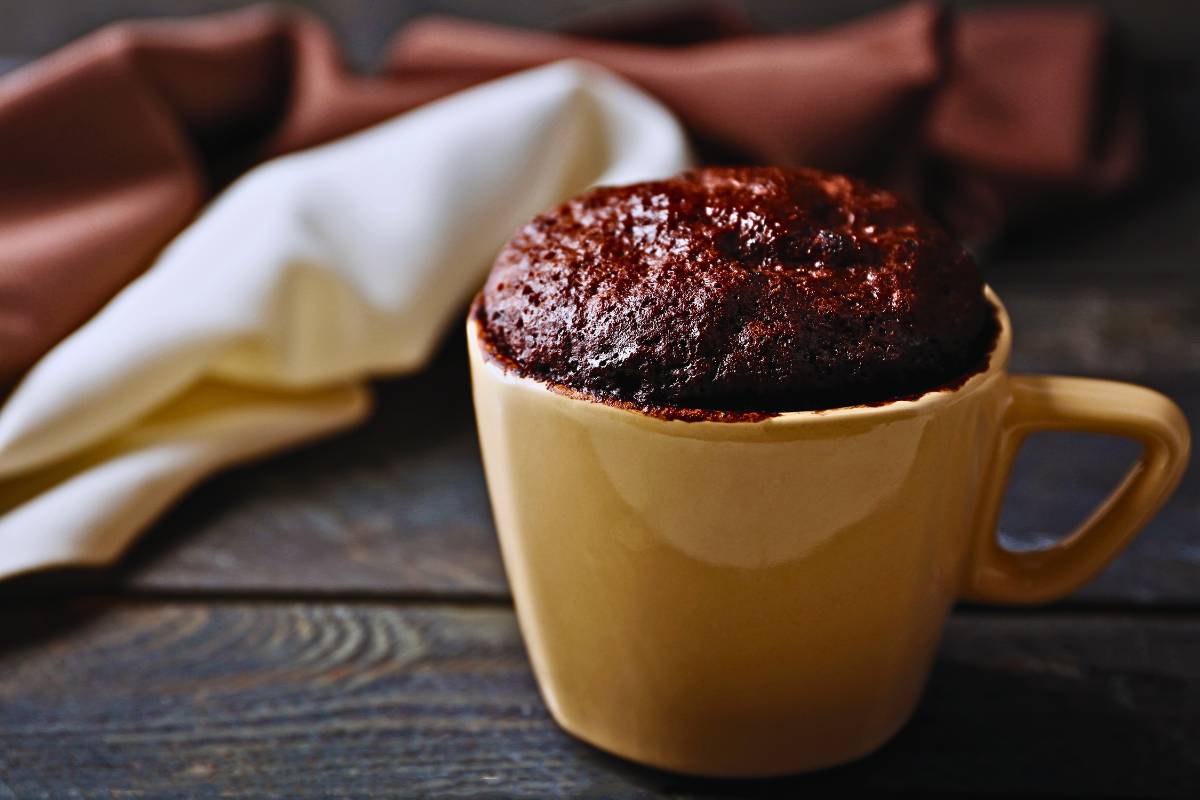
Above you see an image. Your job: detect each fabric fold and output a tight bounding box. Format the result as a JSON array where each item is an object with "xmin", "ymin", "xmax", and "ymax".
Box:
[
  {"xmin": 385, "ymin": 2, "xmax": 946, "ymax": 172},
  {"xmin": 0, "ymin": 61, "xmax": 692, "ymax": 579},
  {"xmin": 0, "ymin": 2, "xmax": 1144, "ymax": 580},
  {"xmin": 0, "ymin": 3, "xmax": 1140, "ymax": 389},
  {"xmin": 381, "ymin": 3, "xmax": 1140, "ymax": 237}
]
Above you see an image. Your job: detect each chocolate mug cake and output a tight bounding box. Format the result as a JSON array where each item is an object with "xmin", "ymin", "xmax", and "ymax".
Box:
[
  {"xmin": 476, "ymin": 166, "xmax": 997, "ymax": 417},
  {"xmin": 467, "ymin": 166, "xmax": 1189, "ymax": 777}
]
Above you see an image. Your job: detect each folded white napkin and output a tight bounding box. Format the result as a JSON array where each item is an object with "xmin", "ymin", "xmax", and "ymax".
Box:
[{"xmin": 0, "ymin": 61, "xmax": 692, "ymax": 579}]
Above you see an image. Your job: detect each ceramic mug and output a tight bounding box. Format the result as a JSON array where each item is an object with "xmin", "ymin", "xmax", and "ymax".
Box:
[{"xmin": 467, "ymin": 287, "xmax": 1190, "ymax": 777}]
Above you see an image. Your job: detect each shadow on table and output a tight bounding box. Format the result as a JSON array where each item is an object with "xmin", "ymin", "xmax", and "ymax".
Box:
[
  {"xmin": 0, "ymin": 322, "xmax": 499, "ymax": 610},
  {"xmin": 82, "ymin": 318, "xmax": 501, "ymax": 595},
  {"xmin": 0, "ymin": 593, "xmax": 112, "ymax": 662},
  {"xmin": 571, "ymin": 656, "xmax": 1198, "ymax": 798}
]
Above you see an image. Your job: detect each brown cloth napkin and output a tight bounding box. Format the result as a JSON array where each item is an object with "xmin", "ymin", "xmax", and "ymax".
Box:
[{"xmin": 0, "ymin": 1, "xmax": 1140, "ymax": 388}]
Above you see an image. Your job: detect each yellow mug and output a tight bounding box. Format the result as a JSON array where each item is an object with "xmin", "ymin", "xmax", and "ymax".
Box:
[{"xmin": 467, "ymin": 287, "xmax": 1190, "ymax": 777}]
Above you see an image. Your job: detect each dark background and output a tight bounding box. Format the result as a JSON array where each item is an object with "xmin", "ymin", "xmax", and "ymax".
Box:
[
  {"xmin": 1, "ymin": 1, "xmax": 1197, "ymax": 71},
  {"xmin": 2, "ymin": 0, "xmax": 1198, "ymax": 282},
  {"xmin": 1, "ymin": 2, "xmax": 1199, "ymax": 798}
]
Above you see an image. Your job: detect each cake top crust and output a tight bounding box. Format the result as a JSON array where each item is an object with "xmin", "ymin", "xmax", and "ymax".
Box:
[{"xmin": 478, "ymin": 166, "xmax": 995, "ymax": 417}]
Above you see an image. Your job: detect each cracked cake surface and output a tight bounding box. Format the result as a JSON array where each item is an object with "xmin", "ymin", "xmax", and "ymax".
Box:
[{"xmin": 477, "ymin": 166, "xmax": 995, "ymax": 416}]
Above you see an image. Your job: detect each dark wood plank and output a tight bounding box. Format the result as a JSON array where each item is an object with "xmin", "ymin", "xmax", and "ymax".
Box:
[
  {"xmin": 1, "ymin": 600, "xmax": 1197, "ymax": 798},
  {"xmin": 84, "ymin": 280, "xmax": 1197, "ymax": 604}
]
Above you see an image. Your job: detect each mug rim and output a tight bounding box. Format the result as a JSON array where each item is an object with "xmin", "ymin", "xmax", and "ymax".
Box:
[{"xmin": 468, "ymin": 285, "xmax": 1012, "ymax": 427}]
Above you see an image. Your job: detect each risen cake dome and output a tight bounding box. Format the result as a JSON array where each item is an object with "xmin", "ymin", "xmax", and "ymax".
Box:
[{"xmin": 478, "ymin": 166, "xmax": 996, "ymax": 415}]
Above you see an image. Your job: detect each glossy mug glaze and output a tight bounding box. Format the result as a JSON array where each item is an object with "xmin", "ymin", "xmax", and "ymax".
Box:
[{"xmin": 467, "ymin": 287, "xmax": 1190, "ymax": 777}]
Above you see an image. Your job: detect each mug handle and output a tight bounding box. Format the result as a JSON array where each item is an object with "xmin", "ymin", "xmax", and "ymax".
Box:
[{"xmin": 963, "ymin": 374, "xmax": 1191, "ymax": 604}]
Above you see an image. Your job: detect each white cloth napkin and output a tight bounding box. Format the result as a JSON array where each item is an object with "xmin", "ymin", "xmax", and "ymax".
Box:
[{"xmin": 0, "ymin": 61, "xmax": 692, "ymax": 580}]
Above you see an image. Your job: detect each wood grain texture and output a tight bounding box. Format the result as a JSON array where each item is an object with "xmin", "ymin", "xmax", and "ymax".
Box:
[
  {"xmin": 1, "ymin": 4, "xmax": 1197, "ymax": 798},
  {"xmin": 1, "ymin": 601, "xmax": 1197, "ymax": 798}
]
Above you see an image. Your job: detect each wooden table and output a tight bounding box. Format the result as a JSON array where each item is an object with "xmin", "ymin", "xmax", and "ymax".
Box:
[{"xmin": 2, "ymin": 2, "xmax": 1199, "ymax": 797}]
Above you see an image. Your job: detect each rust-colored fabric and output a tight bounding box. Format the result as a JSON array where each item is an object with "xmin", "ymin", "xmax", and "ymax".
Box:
[
  {"xmin": 387, "ymin": 3, "xmax": 947, "ymax": 175},
  {"xmin": 0, "ymin": 2, "xmax": 1140, "ymax": 387}
]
